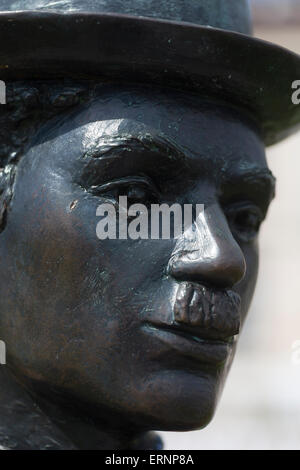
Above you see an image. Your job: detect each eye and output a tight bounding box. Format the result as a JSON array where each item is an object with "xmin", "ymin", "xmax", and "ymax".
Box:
[
  {"xmin": 225, "ymin": 203, "xmax": 264, "ymax": 242},
  {"xmin": 91, "ymin": 176, "xmax": 160, "ymax": 206}
]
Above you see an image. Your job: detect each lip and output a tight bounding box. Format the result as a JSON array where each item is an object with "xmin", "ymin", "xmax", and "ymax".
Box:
[
  {"xmin": 173, "ymin": 282, "xmax": 241, "ymax": 339},
  {"xmin": 142, "ymin": 322, "xmax": 235, "ymax": 367}
]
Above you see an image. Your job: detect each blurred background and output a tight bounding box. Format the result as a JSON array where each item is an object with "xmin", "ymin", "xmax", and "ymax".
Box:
[{"xmin": 162, "ymin": 0, "xmax": 300, "ymax": 450}]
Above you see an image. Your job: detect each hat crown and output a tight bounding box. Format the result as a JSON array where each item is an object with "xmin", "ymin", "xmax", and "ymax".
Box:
[{"xmin": 1, "ymin": 0, "xmax": 252, "ymax": 34}]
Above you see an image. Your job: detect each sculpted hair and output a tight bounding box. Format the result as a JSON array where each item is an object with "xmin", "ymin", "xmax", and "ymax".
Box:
[{"xmin": 0, "ymin": 81, "xmax": 92, "ymax": 232}]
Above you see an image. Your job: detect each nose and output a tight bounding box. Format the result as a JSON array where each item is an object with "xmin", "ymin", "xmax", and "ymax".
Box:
[{"xmin": 167, "ymin": 204, "xmax": 246, "ymax": 288}]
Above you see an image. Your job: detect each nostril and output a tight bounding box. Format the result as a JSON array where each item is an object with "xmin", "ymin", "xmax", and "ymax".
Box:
[
  {"xmin": 167, "ymin": 205, "xmax": 247, "ymax": 289},
  {"xmin": 168, "ymin": 250, "xmax": 246, "ymax": 289},
  {"xmin": 210, "ymin": 257, "xmax": 246, "ymax": 288}
]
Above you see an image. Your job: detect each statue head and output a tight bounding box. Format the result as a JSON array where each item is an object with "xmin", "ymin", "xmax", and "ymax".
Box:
[{"xmin": 0, "ymin": 0, "xmax": 298, "ymax": 449}]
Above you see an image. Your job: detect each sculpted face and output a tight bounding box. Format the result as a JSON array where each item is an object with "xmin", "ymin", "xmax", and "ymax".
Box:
[{"xmin": 0, "ymin": 86, "xmax": 275, "ymax": 432}]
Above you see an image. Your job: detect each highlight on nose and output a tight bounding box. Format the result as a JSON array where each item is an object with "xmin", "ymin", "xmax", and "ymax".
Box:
[{"xmin": 167, "ymin": 206, "xmax": 246, "ymax": 289}]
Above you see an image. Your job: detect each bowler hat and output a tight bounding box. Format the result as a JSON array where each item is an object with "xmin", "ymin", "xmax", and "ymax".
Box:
[{"xmin": 0, "ymin": 0, "xmax": 299, "ymax": 145}]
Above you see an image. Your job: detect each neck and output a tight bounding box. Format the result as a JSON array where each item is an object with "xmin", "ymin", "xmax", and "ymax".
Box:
[
  {"xmin": 0, "ymin": 367, "xmax": 162, "ymax": 450},
  {"xmin": 32, "ymin": 393, "xmax": 157, "ymax": 450}
]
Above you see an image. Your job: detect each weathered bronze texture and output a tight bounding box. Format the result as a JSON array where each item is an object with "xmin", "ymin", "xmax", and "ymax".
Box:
[{"xmin": 0, "ymin": 0, "xmax": 298, "ymax": 450}]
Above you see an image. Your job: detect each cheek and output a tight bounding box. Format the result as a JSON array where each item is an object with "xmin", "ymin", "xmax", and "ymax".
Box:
[
  {"xmin": 1, "ymin": 165, "xmax": 179, "ymax": 384},
  {"xmin": 2, "ymin": 174, "xmax": 173, "ymax": 331}
]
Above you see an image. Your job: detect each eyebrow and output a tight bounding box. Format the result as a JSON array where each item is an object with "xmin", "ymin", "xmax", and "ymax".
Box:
[
  {"xmin": 222, "ymin": 167, "xmax": 276, "ymax": 202},
  {"xmin": 83, "ymin": 131, "xmax": 276, "ymax": 200},
  {"xmin": 83, "ymin": 132, "xmax": 188, "ymax": 164}
]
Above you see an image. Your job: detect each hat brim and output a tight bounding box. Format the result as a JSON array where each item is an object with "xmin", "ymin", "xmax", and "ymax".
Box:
[{"xmin": 0, "ymin": 11, "xmax": 299, "ymax": 146}]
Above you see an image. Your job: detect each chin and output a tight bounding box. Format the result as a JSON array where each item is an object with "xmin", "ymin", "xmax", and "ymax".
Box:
[{"xmin": 123, "ymin": 368, "xmax": 222, "ymax": 432}]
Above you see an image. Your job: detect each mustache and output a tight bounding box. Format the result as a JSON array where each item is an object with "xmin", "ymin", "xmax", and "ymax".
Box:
[{"xmin": 173, "ymin": 282, "xmax": 241, "ymax": 340}]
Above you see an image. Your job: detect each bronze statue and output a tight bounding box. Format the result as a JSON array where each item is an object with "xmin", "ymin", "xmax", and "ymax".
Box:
[{"xmin": 0, "ymin": 0, "xmax": 299, "ymax": 450}]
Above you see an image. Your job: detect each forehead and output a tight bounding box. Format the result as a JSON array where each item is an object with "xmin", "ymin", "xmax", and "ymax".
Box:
[{"xmin": 35, "ymin": 86, "xmax": 268, "ymax": 177}]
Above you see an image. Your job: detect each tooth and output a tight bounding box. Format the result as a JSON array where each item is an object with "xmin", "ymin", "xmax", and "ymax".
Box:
[
  {"xmin": 174, "ymin": 282, "xmax": 193, "ymax": 324},
  {"xmin": 189, "ymin": 289, "xmax": 202, "ymax": 325},
  {"xmin": 201, "ymin": 286, "xmax": 211, "ymax": 328},
  {"xmin": 209, "ymin": 292, "xmax": 215, "ymax": 328},
  {"xmin": 210, "ymin": 303, "xmax": 217, "ymax": 327}
]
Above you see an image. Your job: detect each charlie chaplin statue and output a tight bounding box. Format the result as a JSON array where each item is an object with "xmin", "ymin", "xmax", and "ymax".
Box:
[{"xmin": 0, "ymin": 0, "xmax": 299, "ymax": 450}]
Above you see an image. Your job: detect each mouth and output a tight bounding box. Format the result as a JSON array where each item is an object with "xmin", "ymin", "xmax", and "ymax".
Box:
[
  {"xmin": 141, "ymin": 282, "xmax": 241, "ymax": 367},
  {"xmin": 156, "ymin": 322, "xmax": 235, "ymax": 344},
  {"xmin": 142, "ymin": 322, "xmax": 236, "ymax": 367}
]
